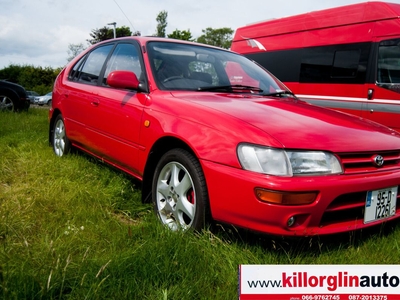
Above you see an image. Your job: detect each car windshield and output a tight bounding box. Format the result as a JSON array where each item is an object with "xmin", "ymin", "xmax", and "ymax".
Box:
[{"xmin": 147, "ymin": 41, "xmax": 288, "ymax": 94}]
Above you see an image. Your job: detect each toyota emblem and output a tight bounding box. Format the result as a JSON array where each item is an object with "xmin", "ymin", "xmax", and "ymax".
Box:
[{"xmin": 373, "ymin": 155, "xmax": 384, "ymax": 167}]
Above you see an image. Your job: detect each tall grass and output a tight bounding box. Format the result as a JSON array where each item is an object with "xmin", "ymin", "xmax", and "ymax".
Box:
[{"xmin": 1, "ymin": 108, "xmax": 400, "ymax": 299}]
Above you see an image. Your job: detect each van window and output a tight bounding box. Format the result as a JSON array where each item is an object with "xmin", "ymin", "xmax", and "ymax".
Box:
[
  {"xmin": 299, "ymin": 48, "xmax": 333, "ymax": 83},
  {"xmin": 331, "ymin": 50, "xmax": 360, "ymax": 78},
  {"xmin": 378, "ymin": 39, "xmax": 400, "ymax": 84},
  {"xmin": 299, "ymin": 43, "xmax": 370, "ymax": 84}
]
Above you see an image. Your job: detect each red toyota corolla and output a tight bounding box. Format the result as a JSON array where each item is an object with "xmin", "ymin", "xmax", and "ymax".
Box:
[{"xmin": 49, "ymin": 36, "xmax": 400, "ymax": 236}]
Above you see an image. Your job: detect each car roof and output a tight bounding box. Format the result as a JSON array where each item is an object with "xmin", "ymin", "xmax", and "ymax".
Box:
[{"xmin": 91, "ymin": 36, "xmax": 224, "ymax": 51}]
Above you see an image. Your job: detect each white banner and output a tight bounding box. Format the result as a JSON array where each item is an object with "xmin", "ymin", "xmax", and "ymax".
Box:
[{"xmin": 239, "ymin": 265, "xmax": 400, "ymax": 299}]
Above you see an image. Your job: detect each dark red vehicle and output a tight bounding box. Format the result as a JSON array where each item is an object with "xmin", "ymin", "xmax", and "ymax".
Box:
[
  {"xmin": 231, "ymin": 1, "xmax": 400, "ymax": 132},
  {"xmin": 49, "ymin": 36, "xmax": 400, "ymax": 236}
]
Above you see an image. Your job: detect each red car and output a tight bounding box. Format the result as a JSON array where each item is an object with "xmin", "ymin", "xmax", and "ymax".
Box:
[{"xmin": 49, "ymin": 37, "xmax": 400, "ymax": 236}]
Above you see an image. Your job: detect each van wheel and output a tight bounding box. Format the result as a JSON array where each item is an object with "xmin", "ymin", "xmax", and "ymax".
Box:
[
  {"xmin": 52, "ymin": 115, "xmax": 71, "ymax": 156},
  {"xmin": 152, "ymin": 149, "xmax": 208, "ymax": 231}
]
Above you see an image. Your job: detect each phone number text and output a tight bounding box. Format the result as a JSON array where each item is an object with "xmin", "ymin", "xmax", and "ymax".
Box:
[
  {"xmin": 348, "ymin": 296, "xmax": 387, "ymax": 300},
  {"xmin": 301, "ymin": 296, "xmax": 389, "ymax": 300},
  {"xmin": 302, "ymin": 296, "xmax": 340, "ymax": 300}
]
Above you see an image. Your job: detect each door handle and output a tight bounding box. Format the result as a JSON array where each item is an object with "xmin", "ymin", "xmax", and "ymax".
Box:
[
  {"xmin": 367, "ymin": 88, "xmax": 374, "ymax": 100},
  {"xmin": 91, "ymin": 98, "xmax": 100, "ymax": 107}
]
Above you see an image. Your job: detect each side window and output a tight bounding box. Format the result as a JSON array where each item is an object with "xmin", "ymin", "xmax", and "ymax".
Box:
[
  {"xmin": 331, "ymin": 50, "xmax": 360, "ymax": 78},
  {"xmin": 300, "ymin": 43, "xmax": 370, "ymax": 84},
  {"xmin": 71, "ymin": 45, "xmax": 113, "ymax": 85},
  {"xmin": 300, "ymin": 47, "xmax": 334, "ymax": 83},
  {"xmin": 68, "ymin": 59, "xmax": 82, "ymax": 81},
  {"xmin": 103, "ymin": 43, "xmax": 142, "ymax": 86},
  {"xmin": 378, "ymin": 39, "xmax": 400, "ymax": 84}
]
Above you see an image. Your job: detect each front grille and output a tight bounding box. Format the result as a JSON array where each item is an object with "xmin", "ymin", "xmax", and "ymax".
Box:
[
  {"xmin": 320, "ymin": 186, "xmax": 400, "ymax": 227},
  {"xmin": 337, "ymin": 151, "xmax": 400, "ymax": 174}
]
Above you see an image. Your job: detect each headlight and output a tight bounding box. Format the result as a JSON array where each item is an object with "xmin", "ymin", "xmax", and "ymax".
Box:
[{"xmin": 237, "ymin": 144, "xmax": 343, "ymax": 176}]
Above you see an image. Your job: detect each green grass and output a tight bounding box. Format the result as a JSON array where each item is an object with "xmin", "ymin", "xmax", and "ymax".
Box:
[{"xmin": 1, "ymin": 108, "xmax": 400, "ymax": 299}]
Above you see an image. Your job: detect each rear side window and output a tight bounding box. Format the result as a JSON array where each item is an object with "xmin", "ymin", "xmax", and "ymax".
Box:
[
  {"xmin": 246, "ymin": 42, "xmax": 370, "ymax": 84},
  {"xmin": 331, "ymin": 50, "xmax": 361, "ymax": 78},
  {"xmin": 299, "ymin": 43, "xmax": 370, "ymax": 84},
  {"xmin": 69, "ymin": 44, "xmax": 114, "ymax": 84},
  {"xmin": 299, "ymin": 47, "xmax": 333, "ymax": 82}
]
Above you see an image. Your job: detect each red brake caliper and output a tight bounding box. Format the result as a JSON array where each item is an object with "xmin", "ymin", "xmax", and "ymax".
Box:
[{"xmin": 187, "ymin": 189, "xmax": 195, "ymax": 204}]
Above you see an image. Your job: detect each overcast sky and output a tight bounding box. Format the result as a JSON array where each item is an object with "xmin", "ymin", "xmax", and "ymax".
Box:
[{"xmin": 1, "ymin": 0, "xmax": 398, "ymax": 70}]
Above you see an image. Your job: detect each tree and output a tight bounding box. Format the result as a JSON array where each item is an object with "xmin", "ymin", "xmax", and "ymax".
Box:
[
  {"xmin": 196, "ymin": 27, "xmax": 234, "ymax": 49},
  {"xmin": 87, "ymin": 26, "xmax": 133, "ymax": 45},
  {"xmin": 155, "ymin": 10, "xmax": 168, "ymax": 37},
  {"xmin": 167, "ymin": 29, "xmax": 193, "ymax": 41},
  {"xmin": 0, "ymin": 64, "xmax": 61, "ymax": 95},
  {"xmin": 87, "ymin": 27, "xmax": 110, "ymax": 44},
  {"xmin": 115, "ymin": 26, "xmax": 133, "ymax": 38},
  {"xmin": 67, "ymin": 43, "xmax": 86, "ymax": 62}
]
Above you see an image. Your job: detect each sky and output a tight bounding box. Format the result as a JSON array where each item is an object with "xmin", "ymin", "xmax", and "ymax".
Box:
[{"xmin": 1, "ymin": 0, "xmax": 399, "ymax": 70}]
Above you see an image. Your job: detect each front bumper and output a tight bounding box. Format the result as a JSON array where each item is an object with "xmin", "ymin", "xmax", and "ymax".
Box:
[{"xmin": 202, "ymin": 160, "xmax": 400, "ymax": 236}]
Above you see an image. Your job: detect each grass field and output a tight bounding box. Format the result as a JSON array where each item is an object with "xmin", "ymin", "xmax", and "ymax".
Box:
[{"xmin": 1, "ymin": 108, "xmax": 400, "ymax": 299}]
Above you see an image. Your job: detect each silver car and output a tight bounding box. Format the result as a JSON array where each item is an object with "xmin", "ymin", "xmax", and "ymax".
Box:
[
  {"xmin": 35, "ymin": 92, "xmax": 52, "ymax": 106},
  {"xmin": 26, "ymin": 91, "xmax": 39, "ymax": 104}
]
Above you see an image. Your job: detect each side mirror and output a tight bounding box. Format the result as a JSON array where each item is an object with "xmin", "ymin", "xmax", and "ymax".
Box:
[{"xmin": 107, "ymin": 70, "xmax": 140, "ymax": 90}]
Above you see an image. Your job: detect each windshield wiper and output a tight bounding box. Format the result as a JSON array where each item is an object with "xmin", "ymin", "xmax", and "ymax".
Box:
[
  {"xmin": 197, "ymin": 85, "xmax": 264, "ymax": 93},
  {"xmin": 262, "ymin": 90, "xmax": 296, "ymax": 98}
]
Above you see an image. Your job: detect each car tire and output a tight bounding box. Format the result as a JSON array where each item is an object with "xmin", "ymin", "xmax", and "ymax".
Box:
[
  {"xmin": 52, "ymin": 114, "xmax": 71, "ymax": 157},
  {"xmin": 152, "ymin": 149, "xmax": 209, "ymax": 231},
  {"xmin": 0, "ymin": 92, "xmax": 16, "ymax": 112},
  {"xmin": 47, "ymin": 100, "xmax": 52, "ymax": 106}
]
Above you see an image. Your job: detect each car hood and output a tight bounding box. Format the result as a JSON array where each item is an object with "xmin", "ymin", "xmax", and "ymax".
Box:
[{"xmin": 171, "ymin": 92, "xmax": 400, "ymax": 152}]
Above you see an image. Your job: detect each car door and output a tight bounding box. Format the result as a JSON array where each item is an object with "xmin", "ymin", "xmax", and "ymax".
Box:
[
  {"xmin": 362, "ymin": 38, "xmax": 400, "ymax": 131},
  {"xmin": 89, "ymin": 42, "xmax": 147, "ymax": 174},
  {"xmin": 63, "ymin": 43, "xmax": 114, "ymax": 147}
]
